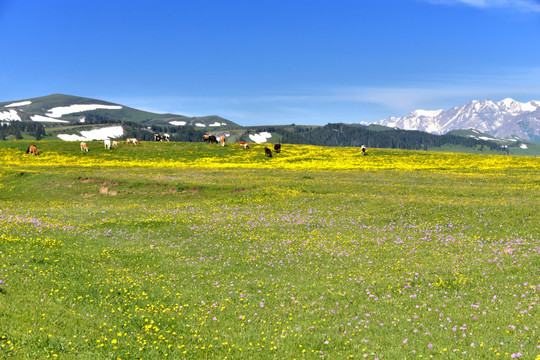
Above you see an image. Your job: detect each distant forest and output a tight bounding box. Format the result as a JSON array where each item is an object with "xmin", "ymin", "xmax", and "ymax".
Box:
[
  {"xmin": 249, "ymin": 123, "xmax": 506, "ymax": 152},
  {"xmin": 1, "ymin": 119, "xmax": 509, "ymax": 152},
  {"xmin": 277, "ymin": 123, "xmax": 506, "ymax": 151},
  {"xmin": 0, "ymin": 122, "xmax": 46, "ymax": 140}
]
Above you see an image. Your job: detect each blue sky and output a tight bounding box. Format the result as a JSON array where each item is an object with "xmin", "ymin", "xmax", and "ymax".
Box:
[{"xmin": 1, "ymin": 0, "xmax": 539, "ymax": 126}]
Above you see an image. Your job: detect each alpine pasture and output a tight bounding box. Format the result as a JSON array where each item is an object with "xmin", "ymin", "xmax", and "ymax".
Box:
[{"xmin": 0, "ymin": 140, "xmax": 539, "ymax": 359}]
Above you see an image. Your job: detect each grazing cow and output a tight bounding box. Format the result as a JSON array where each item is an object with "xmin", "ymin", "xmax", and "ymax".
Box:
[
  {"xmin": 112, "ymin": 141, "xmax": 119, "ymax": 148},
  {"xmin": 238, "ymin": 141, "xmax": 250, "ymax": 150},
  {"xmin": 104, "ymin": 139, "xmax": 111, "ymax": 149},
  {"xmin": 26, "ymin": 145, "xmax": 39, "ymax": 155},
  {"xmin": 361, "ymin": 145, "xmax": 366, "ymax": 156},
  {"xmin": 203, "ymin": 134, "xmax": 218, "ymax": 143},
  {"xmin": 220, "ymin": 136, "xmax": 226, "ymax": 147},
  {"xmin": 274, "ymin": 143, "xmax": 281, "ymax": 153},
  {"xmin": 264, "ymin": 147, "xmax": 272, "ymax": 157},
  {"xmin": 127, "ymin": 138, "xmax": 140, "ymax": 145},
  {"xmin": 154, "ymin": 133, "xmax": 170, "ymax": 142},
  {"xmin": 80, "ymin": 142, "xmax": 89, "ymax": 152}
]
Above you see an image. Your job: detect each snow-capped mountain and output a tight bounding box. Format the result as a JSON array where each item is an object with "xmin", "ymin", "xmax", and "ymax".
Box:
[{"xmin": 377, "ymin": 98, "xmax": 540, "ymax": 141}]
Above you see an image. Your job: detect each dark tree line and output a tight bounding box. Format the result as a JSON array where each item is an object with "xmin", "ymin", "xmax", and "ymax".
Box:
[
  {"xmin": 0, "ymin": 122, "xmax": 46, "ymax": 140},
  {"xmin": 122, "ymin": 122, "xmax": 206, "ymax": 142},
  {"xmin": 81, "ymin": 113, "xmax": 120, "ymax": 124},
  {"xmin": 278, "ymin": 123, "xmax": 505, "ymax": 151}
]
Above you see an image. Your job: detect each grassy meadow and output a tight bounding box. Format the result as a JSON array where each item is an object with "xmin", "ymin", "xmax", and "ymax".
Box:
[{"xmin": 0, "ymin": 140, "xmax": 539, "ymax": 359}]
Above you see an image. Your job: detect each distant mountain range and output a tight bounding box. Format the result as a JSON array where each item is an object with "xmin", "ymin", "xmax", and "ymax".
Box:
[
  {"xmin": 1, "ymin": 93, "xmax": 538, "ymax": 154},
  {"xmin": 376, "ymin": 98, "xmax": 540, "ymax": 142},
  {"xmin": 0, "ymin": 94, "xmax": 237, "ymax": 128}
]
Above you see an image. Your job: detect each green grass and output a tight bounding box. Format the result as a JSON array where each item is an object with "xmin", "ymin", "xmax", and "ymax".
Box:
[{"xmin": 0, "ymin": 141, "xmax": 539, "ymax": 359}]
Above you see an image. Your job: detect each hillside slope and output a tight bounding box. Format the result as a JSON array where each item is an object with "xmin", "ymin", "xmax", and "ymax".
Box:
[{"xmin": 0, "ymin": 94, "xmax": 237, "ymax": 127}]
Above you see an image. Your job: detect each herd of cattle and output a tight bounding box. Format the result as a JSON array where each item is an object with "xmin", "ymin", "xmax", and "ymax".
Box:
[{"xmin": 24, "ymin": 133, "xmax": 285, "ymax": 158}]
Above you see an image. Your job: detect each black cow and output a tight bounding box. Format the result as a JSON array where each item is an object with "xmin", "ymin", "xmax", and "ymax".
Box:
[
  {"xmin": 265, "ymin": 147, "xmax": 272, "ymax": 157},
  {"xmin": 274, "ymin": 143, "xmax": 281, "ymax": 153}
]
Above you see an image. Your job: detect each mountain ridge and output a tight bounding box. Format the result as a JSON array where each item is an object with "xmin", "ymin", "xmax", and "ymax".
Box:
[
  {"xmin": 0, "ymin": 93, "xmax": 238, "ymax": 128},
  {"xmin": 376, "ymin": 98, "xmax": 540, "ymax": 142}
]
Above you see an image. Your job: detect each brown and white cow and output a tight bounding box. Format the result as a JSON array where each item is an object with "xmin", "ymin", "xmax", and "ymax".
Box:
[
  {"xmin": 238, "ymin": 141, "xmax": 250, "ymax": 150},
  {"xmin": 80, "ymin": 142, "xmax": 89, "ymax": 152},
  {"xmin": 203, "ymin": 135, "xmax": 218, "ymax": 144},
  {"xmin": 155, "ymin": 133, "xmax": 170, "ymax": 142},
  {"xmin": 127, "ymin": 138, "xmax": 140, "ymax": 145},
  {"xmin": 26, "ymin": 145, "xmax": 39, "ymax": 155}
]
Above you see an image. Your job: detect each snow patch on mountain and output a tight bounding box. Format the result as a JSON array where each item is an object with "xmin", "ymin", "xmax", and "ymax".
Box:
[
  {"xmin": 47, "ymin": 104, "xmax": 122, "ymax": 118},
  {"xmin": 497, "ymin": 98, "xmax": 538, "ymax": 114},
  {"xmin": 57, "ymin": 126, "xmax": 124, "ymax": 141},
  {"xmin": 0, "ymin": 110, "xmax": 21, "ymax": 121},
  {"xmin": 5, "ymin": 100, "xmax": 32, "ymax": 107},
  {"xmin": 170, "ymin": 121, "xmax": 186, "ymax": 126},
  {"xmin": 31, "ymin": 115, "xmax": 69, "ymax": 123},
  {"xmin": 413, "ymin": 109, "xmax": 443, "ymax": 117},
  {"xmin": 249, "ymin": 132, "xmax": 272, "ymax": 143}
]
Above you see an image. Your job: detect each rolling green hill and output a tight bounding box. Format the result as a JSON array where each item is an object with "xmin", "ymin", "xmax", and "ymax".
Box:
[{"xmin": 0, "ymin": 93, "xmax": 238, "ymax": 127}]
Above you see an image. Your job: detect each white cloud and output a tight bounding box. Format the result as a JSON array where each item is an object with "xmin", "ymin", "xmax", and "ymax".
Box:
[{"xmin": 423, "ymin": 0, "xmax": 540, "ymax": 12}]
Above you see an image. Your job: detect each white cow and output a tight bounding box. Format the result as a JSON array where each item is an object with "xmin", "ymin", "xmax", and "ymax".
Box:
[{"xmin": 104, "ymin": 139, "xmax": 111, "ymax": 149}]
